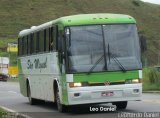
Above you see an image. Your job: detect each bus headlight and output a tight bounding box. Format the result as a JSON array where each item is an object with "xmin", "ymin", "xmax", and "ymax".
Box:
[
  {"xmin": 132, "ymin": 79, "xmax": 139, "ymax": 83},
  {"xmin": 69, "ymin": 82, "xmax": 82, "ymax": 87},
  {"xmin": 125, "ymin": 79, "xmax": 142, "ymax": 84}
]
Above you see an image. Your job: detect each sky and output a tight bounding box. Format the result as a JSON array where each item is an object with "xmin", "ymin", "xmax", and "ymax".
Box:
[{"xmin": 140, "ymin": 0, "xmax": 160, "ymax": 4}]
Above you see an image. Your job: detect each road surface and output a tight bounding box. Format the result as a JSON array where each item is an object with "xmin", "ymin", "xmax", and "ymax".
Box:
[{"xmin": 0, "ymin": 82, "xmax": 160, "ymax": 118}]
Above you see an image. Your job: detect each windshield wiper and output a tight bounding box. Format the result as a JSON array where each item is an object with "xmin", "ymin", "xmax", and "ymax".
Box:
[
  {"xmin": 87, "ymin": 44, "xmax": 126, "ymax": 75},
  {"xmin": 108, "ymin": 44, "xmax": 126, "ymax": 72},
  {"xmin": 87, "ymin": 54, "xmax": 104, "ymax": 75}
]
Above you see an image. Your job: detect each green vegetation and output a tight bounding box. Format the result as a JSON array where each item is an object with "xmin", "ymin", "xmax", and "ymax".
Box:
[
  {"xmin": 0, "ymin": 107, "xmax": 5, "ymax": 112},
  {"xmin": 0, "ymin": 108, "xmax": 5, "ymax": 118},
  {"xmin": 143, "ymin": 68, "xmax": 160, "ymax": 91},
  {"xmin": 0, "ymin": 107, "xmax": 24, "ymax": 118},
  {"xmin": 0, "ymin": 0, "xmax": 160, "ymax": 65}
]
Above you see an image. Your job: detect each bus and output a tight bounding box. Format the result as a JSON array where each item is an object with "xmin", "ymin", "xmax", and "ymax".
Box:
[{"xmin": 18, "ymin": 13, "xmax": 142, "ymax": 112}]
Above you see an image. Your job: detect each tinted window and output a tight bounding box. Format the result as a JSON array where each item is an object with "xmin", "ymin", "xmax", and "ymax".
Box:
[
  {"xmin": 67, "ymin": 25, "xmax": 104, "ymax": 73},
  {"xmin": 39, "ymin": 30, "xmax": 44, "ymax": 52},
  {"xmin": 19, "ymin": 25, "xmax": 58, "ymax": 56},
  {"xmin": 33, "ymin": 33, "xmax": 37, "ymax": 53},
  {"xmin": 45, "ymin": 29, "xmax": 49, "ymax": 52},
  {"xmin": 66, "ymin": 24, "xmax": 142, "ymax": 73},
  {"xmin": 18, "ymin": 38, "xmax": 22, "ymax": 56},
  {"xmin": 22, "ymin": 36, "xmax": 27, "ymax": 55},
  {"xmin": 36, "ymin": 32, "xmax": 39, "ymax": 53},
  {"xmin": 50, "ymin": 27, "xmax": 57, "ymax": 51},
  {"xmin": 30, "ymin": 34, "xmax": 34, "ymax": 54},
  {"xmin": 28, "ymin": 35, "xmax": 31, "ymax": 55},
  {"xmin": 22, "ymin": 37, "xmax": 25, "ymax": 55}
]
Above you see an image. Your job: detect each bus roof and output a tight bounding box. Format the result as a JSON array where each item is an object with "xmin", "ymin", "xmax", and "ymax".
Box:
[
  {"xmin": 19, "ymin": 13, "xmax": 136, "ymax": 37},
  {"xmin": 58, "ymin": 13, "xmax": 136, "ymax": 26}
]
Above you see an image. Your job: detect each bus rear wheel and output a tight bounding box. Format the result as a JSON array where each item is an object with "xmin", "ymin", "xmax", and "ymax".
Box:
[
  {"xmin": 27, "ymin": 84, "xmax": 37, "ymax": 105},
  {"xmin": 112, "ymin": 101, "xmax": 128, "ymax": 110},
  {"xmin": 55, "ymin": 88, "xmax": 66, "ymax": 112}
]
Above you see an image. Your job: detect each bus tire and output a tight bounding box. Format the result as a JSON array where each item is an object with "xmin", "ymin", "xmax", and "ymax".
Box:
[
  {"xmin": 112, "ymin": 101, "xmax": 128, "ymax": 110},
  {"xmin": 55, "ymin": 87, "xmax": 66, "ymax": 112},
  {"xmin": 27, "ymin": 83, "xmax": 37, "ymax": 105}
]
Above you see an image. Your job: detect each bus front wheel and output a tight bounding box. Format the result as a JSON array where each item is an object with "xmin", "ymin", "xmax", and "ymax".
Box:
[
  {"xmin": 55, "ymin": 88, "xmax": 66, "ymax": 112},
  {"xmin": 112, "ymin": 101, "xmax": 128, "ymax": 110}
]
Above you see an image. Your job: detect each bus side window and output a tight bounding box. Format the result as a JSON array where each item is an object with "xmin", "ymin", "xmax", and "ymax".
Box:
[
  {"xmin": 44, "ymin": 29, "xmax": 46, "ymax": 52},
  {"xmin": 56, "ymin": 26, "xmax": 58, "ymax": 50},
  {"xmin": 36, "ymin": 32, "xmax": 40, "ymax": 53},
  {"xmin": 26, "ymin": 36, "xmax": 29, "ymax": 55},
  {"xmin": 28, "ymin": 35, "xmax": 31, "ymax": 55},
  {"xmin": 22, "ymin": 37, "xmax": 25, "ymax": 56},
  {"xmin": 58, "ymin": 30, "xmax": 64, "ymax": 63},
  {"xmin": 30, "ymin": 33, "xmax": 34, "ymax": 54},
  {"xmin": 24, "ymin": 36, "xmax": 28, "ymax": 55},
  {"xmin": 39, "ymin": 30, "xmax": 44, "ymax": 52},
  {"xmin": 18, "ymin": 38, "xmax": 21, "ymax": 56},
  {"xmin": 33, "ymin": 33, "xmax": 37, "ymax": 54},
  {"xmin": 45, "ymin": 28, "xmax": 49, "ymax": 52},
  {"xmin": 49, "ymin": 27, "xmax": 51, "ymax": 51},
  {"xmin": 58, "ymin": 30, "xmax": 63, "ymax": 52},
  {"xmin": 50, "ymin": 26, "xmax": 57, "ymax": 51}
]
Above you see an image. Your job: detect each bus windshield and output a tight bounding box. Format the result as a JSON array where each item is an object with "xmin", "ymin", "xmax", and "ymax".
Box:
[{"xmin": 66, "ymin": 24, "xmax": 142, "ymax": 73}]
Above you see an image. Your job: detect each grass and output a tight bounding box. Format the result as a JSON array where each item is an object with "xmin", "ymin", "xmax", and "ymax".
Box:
[
  {"xmin": 0, "ymin": 108, "xmax": 5, "ymax": 118},
  {"xmin": 0, "ymin": 107, "xmax": 25, "ymax": 118},
  {"xmin": 0, "ymin": 108, "xmax": 14, "ymax": 118},
  {"xmin": 0, "ymin": 0, "xmax": 160, "ymax": 65},
  {"xmin": 143, "ymin": 68, "xmax": 160, "ymax": 91},
  {"xmin": 0, "ymin": 107, "xmax": 5, "ymax": 112}
]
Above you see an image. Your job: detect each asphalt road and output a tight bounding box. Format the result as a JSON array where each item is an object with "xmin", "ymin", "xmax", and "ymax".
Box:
[{"xmin": 0, "ymin": 82, "xmax": 160, "ymax": 118}]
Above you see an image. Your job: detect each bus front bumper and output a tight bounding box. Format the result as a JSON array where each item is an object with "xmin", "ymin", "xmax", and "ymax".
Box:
[{"xmin": 67, "ymin": 84, "xmax": 142, "ymax": 105}]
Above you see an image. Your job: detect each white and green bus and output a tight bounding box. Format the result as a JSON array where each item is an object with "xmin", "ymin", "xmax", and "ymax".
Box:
[{"xmin": 18, "ymin": 13, "xmax": 142, "ymax": 112}]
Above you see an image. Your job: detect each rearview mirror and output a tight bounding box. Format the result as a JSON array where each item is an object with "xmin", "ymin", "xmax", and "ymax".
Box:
[{"xmin": 139, "ymin": 33, "xmax": 147, "ymax": 53}]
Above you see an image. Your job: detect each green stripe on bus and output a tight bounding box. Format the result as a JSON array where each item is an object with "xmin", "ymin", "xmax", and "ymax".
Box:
[
  {"xmin": 73, "ymin": 70, "xmax": 139, "ymax": 82},
  {"xmin": 61, "ymin": 74, "xmax": 69, "ymax": 105}
]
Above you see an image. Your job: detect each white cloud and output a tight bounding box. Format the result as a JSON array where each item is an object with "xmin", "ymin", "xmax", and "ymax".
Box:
[{"xmin": 140, "ymin": 0, "xmax": 160, "ymax": 4}]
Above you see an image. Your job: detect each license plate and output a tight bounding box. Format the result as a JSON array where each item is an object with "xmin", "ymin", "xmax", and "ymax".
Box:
[{"xmin": 101, "ymin": 91, "xmax": 114, "ymax": 96}]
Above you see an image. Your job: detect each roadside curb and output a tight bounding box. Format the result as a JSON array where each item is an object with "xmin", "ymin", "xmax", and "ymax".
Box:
[
  {"xmin": 0, "ymin": 105, "xmax": 32, "ymax": 118},
  {"xmin": 143, "ymin": 91, "xmax": 160, "ymax": 93}
]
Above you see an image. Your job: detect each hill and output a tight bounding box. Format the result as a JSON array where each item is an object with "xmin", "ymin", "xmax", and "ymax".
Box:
[{"xmin": 0, "ymin": 0, "xmax": 160, "ymax": 65}]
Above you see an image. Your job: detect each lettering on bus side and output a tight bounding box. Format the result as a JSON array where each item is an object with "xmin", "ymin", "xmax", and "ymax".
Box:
[
  {"xmin": 27, "ymin": 60, "xmax": 33, "ymax": 69},
  {"xmin": 27, "ymin": 57, "xmax": 47, "ymax": 69},
  {"xmin": 34, "ymin": 58, "xmax": 47, "ymax": 69}
]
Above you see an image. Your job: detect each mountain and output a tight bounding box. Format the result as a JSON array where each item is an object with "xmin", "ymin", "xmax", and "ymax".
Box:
[{"xmin": 0, "ymin": 0, "xmax": 160, "ymax": 65}]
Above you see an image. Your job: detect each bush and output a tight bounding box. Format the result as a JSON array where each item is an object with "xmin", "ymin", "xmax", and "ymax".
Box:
[
  {"xmin": 132, "ymin": 0, "xmax": 140, "ymax": 6},
  {"xmin": 148, "ymin": 67, "xmax": 160, "ymax": 84},
  {"xmin": 143, "ymin": 67, "xmax": 160, "ymax": 91}
]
